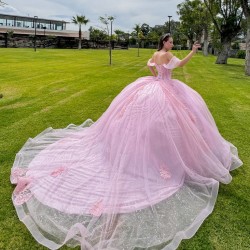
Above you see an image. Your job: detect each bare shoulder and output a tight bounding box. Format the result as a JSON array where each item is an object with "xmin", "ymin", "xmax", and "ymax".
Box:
[
  {"xmin": 160, "ymin": 51, "xmax": 174, "ymax": 64},
  {"xmin": 165, "ymin": 51, "xmax": 174, "ymax": 60},
  {"xmin": 150, "ymin": 51, "xmax": 175, "ymax": 65},
  {"xmin": 151, "ymin": 52, "xmax": 158, "ymax": 61}
]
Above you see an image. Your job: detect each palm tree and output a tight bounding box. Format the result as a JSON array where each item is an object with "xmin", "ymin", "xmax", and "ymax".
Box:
[
  {"xmin": 134, "ymin": 24, "xmax": 141, "ymax": 57},
  {"xmin": 72, "ymin": 15, "xmax": 89, "ymax": 49},
  {"xmin": 99, "ymin": 15, "xmax": 115, "ymax": 65}
]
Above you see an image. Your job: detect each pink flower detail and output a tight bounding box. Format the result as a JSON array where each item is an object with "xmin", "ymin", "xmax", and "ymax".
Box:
[
  {"xmin": 14, "ymin": 177, "xmax": 32, "ymax": 194},
  {"xmin": 119, "ymin": 107, "xmax": 126, "ymax": 118},
  {"xmin": 159, "ymin": 166, "xmax": 171, "ymax": 180},
  {"xmin": 13, "ymin": 189, "xmax": 32, "ymax": 206},
  {"xmin": 90, "ymin": 200, "xmax": 104, "ymax": 217},
  {"xmin": 58, "ymin": 139, "xmax": 66, "ymax": 144},
  {"xmin": 11, "ymin": 168, "xmax": 28, "ymax": 183},
  {"xmin": 189, "ymin": 113, "xmax": 196, "ymax": 123},
  {"xmin": 51, "ymin": 167, "xmax": 67, "ymax": 177}
]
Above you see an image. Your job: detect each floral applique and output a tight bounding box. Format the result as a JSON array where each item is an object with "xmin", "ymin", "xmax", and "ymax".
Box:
[
  {"xmin": 51, "ymin": 167, "xmax": 67, "ymax": 177},
  {"xmin": 13, "ymin": 189, "xmax": 32, "ymax": 206},
  {"xmin": 159, "ymin": 165, "xmax": 171, "ymax": 180},
  {"xmin": 57, "ymin": 139, "xmax": 66, "ymax": 145},
  {"xmin": 13, "ymin": 176, "xmax": 33, "ymax": 206},
  {"xmin": 119, "ymin": 107, "xmax": 126, "ymax": 118},
  {"xmin": 11, "ymin": 168, "xmax": 28, "ymax": 183},
  {"xmin": 14, "ymin": 177, "xmax": 32, "ymax": 194},
  {"xmin": 89, "ymin": 200, "xmax": 104, "ymax": 217},
  {"xmin": 189, "ymin": 113, "xmax": 197, "ymax": 123},
  {"xmin": 118, "ymin": 92, "xmax": 139, "ymax": 119}
]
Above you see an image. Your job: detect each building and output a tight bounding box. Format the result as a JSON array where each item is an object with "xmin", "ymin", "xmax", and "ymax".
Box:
[{"xmin": 0, "ymin": 13, "xmax": 89, "ymax": 48}]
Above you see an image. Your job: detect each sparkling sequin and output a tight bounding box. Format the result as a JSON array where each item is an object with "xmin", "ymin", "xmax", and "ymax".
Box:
[
  {"xmin": 13, "ymin": 189, "xmax": 32, "ymax": 206},
  {"xmin": 160, "ymin": 169, "xmax": 171, "ymax": 179}
]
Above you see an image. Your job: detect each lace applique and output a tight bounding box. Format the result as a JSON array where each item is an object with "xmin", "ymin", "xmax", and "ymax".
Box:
[
  {"xmin": 13, "ymin": 176, "xmax": 33, "ymax": 206},
  {"xmin": 51, "ymin": 167, "xmax": 67, "ymax": 177},
  {"xmin": 14, "ymin": 177, "xmax": 32, "ymax": 194},
  {"xmin": 159, "ymin": 165, "xmax": 171, "ymax": 179},
  {"xmin": 90, "ymin": 200, "xmax": 104, "ymax": 217},
  {"xmin": 119, "ymin": 107, "xmax": 126, "ymax": 118},
  {"xmin": 57, "ymin": 139, "xmax": 67, "ymax": 144},
  {"xmin": 11, "ymin": 168, "xmax": 28, "ymax": 183},
  {"xmin": 190, "ymin": 113, "xmax": 196, "ymax": 123},
  {"xmin": 13, "ymin": 189, "xmax": 32, "ymax": 206}
]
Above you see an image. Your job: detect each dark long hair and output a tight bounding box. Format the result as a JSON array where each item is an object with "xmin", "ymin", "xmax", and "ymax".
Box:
[{"xmin": 158, "ymin": 33, "xmax": 171, "ymax": 51}]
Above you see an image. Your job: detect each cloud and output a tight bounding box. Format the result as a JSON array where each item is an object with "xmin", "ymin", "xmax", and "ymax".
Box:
[
  {"xmin": 0, "ymin": 5, "xmax": 20, "ymax": 15},
  {"xmin": 1, "ymin": 0, "xmax": 182, "ymax": 31}
]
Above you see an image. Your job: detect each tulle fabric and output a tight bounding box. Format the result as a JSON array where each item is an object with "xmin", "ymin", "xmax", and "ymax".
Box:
[{"xmin": 11, "ymin": 56, "xmax": 242, "ymax": 250}]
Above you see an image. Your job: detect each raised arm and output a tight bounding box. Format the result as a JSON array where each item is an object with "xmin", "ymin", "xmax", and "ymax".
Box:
[{"xmin": 178, "ymin": 42, "xmax": 201, "ymax": 67}]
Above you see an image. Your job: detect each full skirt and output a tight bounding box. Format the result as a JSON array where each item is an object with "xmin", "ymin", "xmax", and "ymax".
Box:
[{"xmin": 11, "ymin": 76, "xmax": 242, "ymax": 250}]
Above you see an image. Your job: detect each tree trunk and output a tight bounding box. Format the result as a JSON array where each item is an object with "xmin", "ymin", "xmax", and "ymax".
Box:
[
  {"xmin": 137, "ymin": 39, "xmax": 140, "ymax": 57},
  {"xmin": 245, "ymin": 15, "xmax": 250, "ymax": 75},
  {"xmin": 4, "ymin": 33, "xmax": 7, "ymax": 48},
  {"xmin": 78, "ymin": 25, "xmax": 82, "ymax": 50},
  {"xmin": 203, "ymin": 28, "xmax": 209, "ymax": 56},
  {"xmin": 216, "ymin": 38, "xmax": 231, "ymax": 64},
  {"xmin": 188, "ymin": 39, "xmax": 193, "ymax": 50}
]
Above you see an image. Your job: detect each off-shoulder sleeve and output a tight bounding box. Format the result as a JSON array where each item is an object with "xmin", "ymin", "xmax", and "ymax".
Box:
[
  {"xmin": 163, "ymin": 56, "xmax": 181, "ymax": 69},
  {"xmin": 147, "ymin": 58, "xmax": 155, "ymax": 67}
]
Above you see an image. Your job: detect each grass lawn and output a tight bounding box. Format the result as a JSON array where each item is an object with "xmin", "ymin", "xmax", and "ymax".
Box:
[{"xmin": 0, "ymin": 48, "xmax": 249, "ymax": 250}]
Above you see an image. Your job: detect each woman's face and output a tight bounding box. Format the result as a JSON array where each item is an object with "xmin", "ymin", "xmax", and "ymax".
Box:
[{"xmin": 163, "ymin": 37, "xmax": 174, "ymax": 51}]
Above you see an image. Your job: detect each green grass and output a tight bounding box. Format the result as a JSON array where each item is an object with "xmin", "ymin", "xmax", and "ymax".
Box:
[{"xmin": 0, "ymin": 48, "xmax": 249, "ymax": 250}]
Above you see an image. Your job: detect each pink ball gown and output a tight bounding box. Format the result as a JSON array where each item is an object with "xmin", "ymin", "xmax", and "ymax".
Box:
[{"xmin": 11, "ymin": 56, "xmax": 242, "ymax": 250}]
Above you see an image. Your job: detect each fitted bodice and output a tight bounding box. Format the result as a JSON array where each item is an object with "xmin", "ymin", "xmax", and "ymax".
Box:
[
  {"xmin": 147, "ymin": 56, "xmax": 181, "ymax": 80},
  {"xmin": 155, "ymin": 65, "xmax": 172, "ymax": 80}
]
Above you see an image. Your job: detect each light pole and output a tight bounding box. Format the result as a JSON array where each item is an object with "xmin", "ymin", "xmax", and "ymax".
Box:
[
  {"xmin": 34, "ymin": 16, "xmax": 38, "ymax": 51},
  {"xmin": 168, "ymin": 15, "xmax": 172, "ymax": 34}
]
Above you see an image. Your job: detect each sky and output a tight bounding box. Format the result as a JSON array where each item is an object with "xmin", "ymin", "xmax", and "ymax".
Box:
[{"xmin": 0, "ymin": 0, "xmax": 183, "ymax": 32}]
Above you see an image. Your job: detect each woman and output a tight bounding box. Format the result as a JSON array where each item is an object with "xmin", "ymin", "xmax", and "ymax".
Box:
[{"xmin": 11, "ymin": 34, "xmax": 242, "ymax": 250}]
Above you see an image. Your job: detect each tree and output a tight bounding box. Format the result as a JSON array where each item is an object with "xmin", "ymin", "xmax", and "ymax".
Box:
[
  {"xmin": 99, "ymin": 15, "xmax": 115, "ymax": 65},
  {"xmin": 0, "ymin": 0, "xmax": 6, "ymax": 97},
  {"xmin": 0, "ymin": 1, "xmax": 7, "ymax": 6},
  {"xmin": 240, "ymin": 0, "xmax": 250, "ymax": 75},
  {"xmin": 134, "ymin": 24, "xmax": 141, "ymax": 56},
  {"xmin": 204, "ymin": 0, "xmax": 243, "ymax": 64},
  {"xmin": 114, "ymin": 29, "xmax": 125, "ymax": 42},
  {"xmin": 5, "ymin": 30, "xmax": 14, "ymax": 48},
  {"xmin": 177, "ymin": 0, "xmax": 211, "ymax": 54},
  {"xmin": 89, "ymin": 26, "xmax": 107, "ymax": 48},
  {"xmin": 72, "ymin": 15, "xmax": 89, "ymax": 50},
  {"xmin": 147, "ymin": 30, "xmax": 159, "ymax": 47},
  {"xmin": 141, "ymin": 23, "xmax": 150, "ymax": 37}
]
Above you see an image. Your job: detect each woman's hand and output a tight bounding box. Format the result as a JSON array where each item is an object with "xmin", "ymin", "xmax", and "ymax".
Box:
[{"xmin": 192, "ymin": 41, "xmax": 201, "ymax": 52}]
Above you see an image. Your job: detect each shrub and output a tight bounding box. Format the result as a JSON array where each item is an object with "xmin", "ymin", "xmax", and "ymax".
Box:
[
  {"xmin": 236, "ymin": 50, "xmax": 246, "ymax": 59},
  {"xmin": 232, "ymin": 42, "xmax": 240, "ymax": 50}
]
